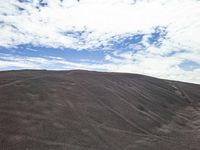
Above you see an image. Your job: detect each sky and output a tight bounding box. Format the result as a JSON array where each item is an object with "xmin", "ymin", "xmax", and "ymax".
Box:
[{"xmin": 0, "ymin": 0, "xmax": 200, "ymax": 84}]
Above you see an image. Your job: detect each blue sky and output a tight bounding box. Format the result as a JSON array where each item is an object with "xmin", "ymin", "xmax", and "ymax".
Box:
[{"xmin": 0, "ymin": 0, "xmax": 200, "ymax": 83}]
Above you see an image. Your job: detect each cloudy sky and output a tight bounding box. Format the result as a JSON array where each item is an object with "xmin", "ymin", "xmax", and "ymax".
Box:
[{"xmin": 0, "ymin": 0, "xmax": 200, "ymax": 83}]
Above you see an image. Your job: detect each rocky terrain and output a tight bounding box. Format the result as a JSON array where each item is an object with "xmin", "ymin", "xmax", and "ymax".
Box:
[{"xmin": 0, "ymin": 70, "xmax": 200, "ymax": 150}]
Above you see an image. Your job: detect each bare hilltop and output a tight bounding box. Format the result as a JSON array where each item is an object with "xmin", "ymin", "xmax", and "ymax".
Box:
[{"xmin": 0, "ymin": 70, "xmax": 200, "ymax": 150}]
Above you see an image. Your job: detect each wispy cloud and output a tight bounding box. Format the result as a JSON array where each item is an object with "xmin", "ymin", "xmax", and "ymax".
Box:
[
  {"xmin": 0, "ymin": 52, "xmax": 200, "ymax": 84},
  {"xmin": 0, "ymin": 0, "xmax": 200, "ymax": 83},
  {"xmin": 1, "ymin": 0, "xmax": 200, "ymax": 50}
]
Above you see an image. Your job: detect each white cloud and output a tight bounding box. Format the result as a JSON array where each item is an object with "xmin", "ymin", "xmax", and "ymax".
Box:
[
  {"xmin": 0, "ymin": 53, "xmax": 199, "ymax": 84},
  {"xmin": 0, "ymin": 0, "xmax": 200, "ymax": 50},
  {"xmin": 0, "ymin": 0, "xmax": 200, "ymax": 83}
]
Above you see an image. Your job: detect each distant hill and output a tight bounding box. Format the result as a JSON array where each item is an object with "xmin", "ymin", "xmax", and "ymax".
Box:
[{"xmin": 0, "ymin": 70, "xmax": 200, "ymax": 150}]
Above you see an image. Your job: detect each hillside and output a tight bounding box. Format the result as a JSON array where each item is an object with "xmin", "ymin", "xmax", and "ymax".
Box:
[{"xmin": 0, "ymin": 70, "xmax": 200, "ymax": 150}]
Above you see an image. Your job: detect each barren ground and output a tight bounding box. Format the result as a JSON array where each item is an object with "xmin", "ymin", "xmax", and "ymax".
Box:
[{"xmin": 0, "ymin": 70, "xmax": 200, "ymax": 150}]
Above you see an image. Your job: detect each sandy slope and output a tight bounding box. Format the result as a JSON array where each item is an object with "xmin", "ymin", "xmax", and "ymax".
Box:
[{"xmin": 0, "ymin": 70, "xmax": 200, "ymax": 150}]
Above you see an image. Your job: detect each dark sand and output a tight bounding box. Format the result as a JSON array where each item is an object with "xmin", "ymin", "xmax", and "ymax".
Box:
[{"xmin": 0, "ymin": 70, "xmax": 200, "ymax": 150}]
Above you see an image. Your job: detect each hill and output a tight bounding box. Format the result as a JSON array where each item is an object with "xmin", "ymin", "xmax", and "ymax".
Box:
[{"xmin": 0, "ymin": 70, "xmax": 200, "ymax": 150}]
